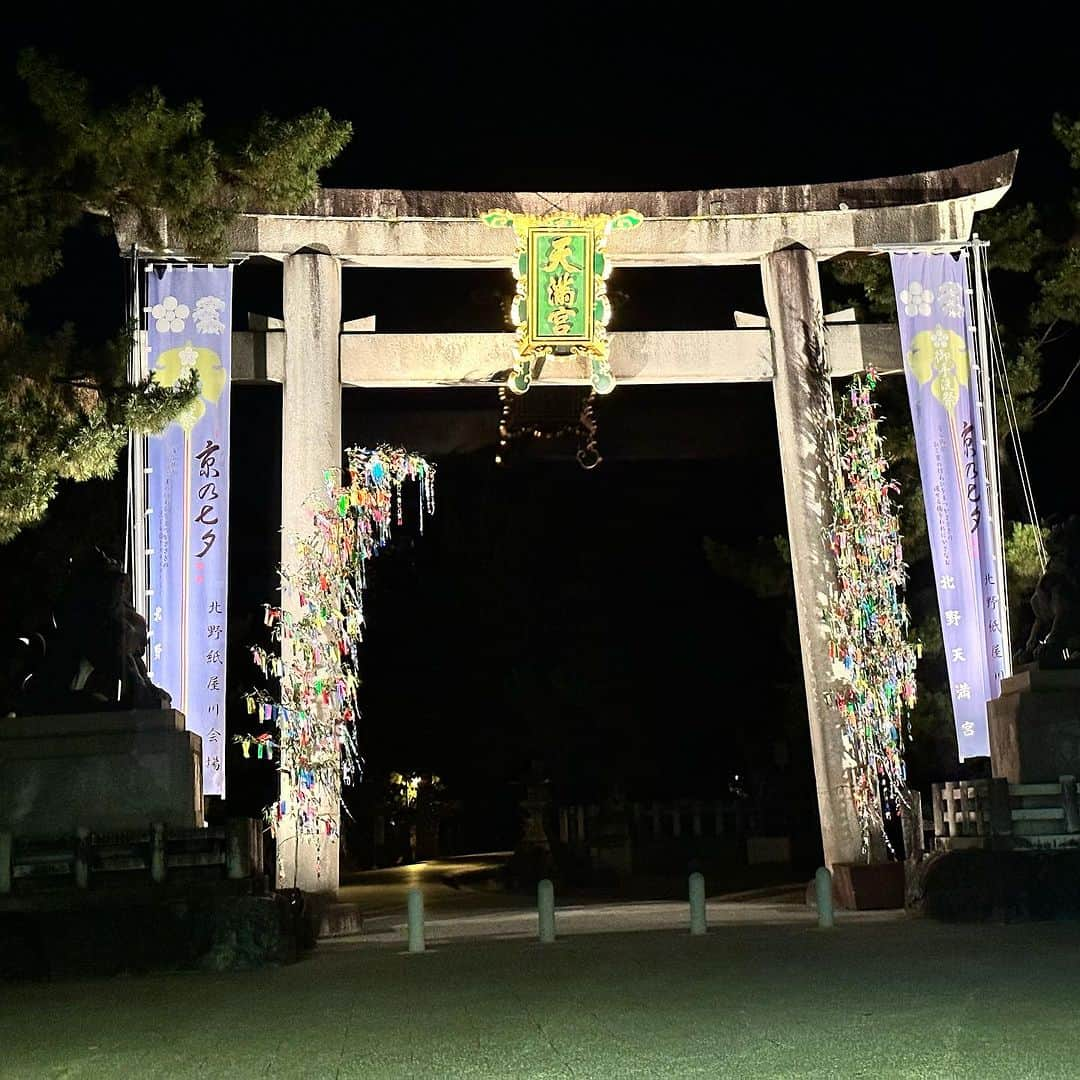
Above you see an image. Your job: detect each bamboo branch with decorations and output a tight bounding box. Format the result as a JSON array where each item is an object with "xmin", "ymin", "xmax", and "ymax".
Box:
[
  {"xmin": 243, "ymin": 446, "xmax": 435, "ymax": 838},
  {"xmin": 824, "ymin": 369, "xmax": 919, "ymax": 856}
]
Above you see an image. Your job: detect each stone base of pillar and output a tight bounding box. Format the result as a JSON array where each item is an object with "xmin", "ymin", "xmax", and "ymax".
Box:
[{"xmin": 275, "ymin": 831, "xmax": 339, "ymax": 896}]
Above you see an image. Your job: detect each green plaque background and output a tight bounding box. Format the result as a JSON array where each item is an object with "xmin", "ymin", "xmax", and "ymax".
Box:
[{"xmin": 528, "ymin": 228, "xmax": 595, "ymax": 346}]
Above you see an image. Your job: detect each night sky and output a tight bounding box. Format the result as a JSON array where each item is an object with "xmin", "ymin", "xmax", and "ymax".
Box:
[{"xmin": 4, "ymin": 18, "xmax": 1080, "ymax": 854}]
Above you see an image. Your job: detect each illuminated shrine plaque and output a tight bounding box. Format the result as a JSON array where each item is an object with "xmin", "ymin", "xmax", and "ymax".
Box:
[{"xmin": 482, "ymin": 209, "xmax": 642, "ymax": 395}]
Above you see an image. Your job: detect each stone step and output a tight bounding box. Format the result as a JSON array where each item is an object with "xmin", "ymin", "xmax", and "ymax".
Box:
[
  {"xmin": 316, "ymin": 902, "xmax": 363, "ymax": 939},
  {"xmin": 1010, "ymin": 783, "xmax": 1064, "ymax": 797},
  {"xmin": 1014, "ymin": 820, "xmax": 1071, "ymax": 836},
  {"xmin": 1011, "ymin": 833, "xmax": 1080, "ymax": 849},
  {"xmin": 1012, "ymin": 808, "xmax": 1066, "ymax": 821}
]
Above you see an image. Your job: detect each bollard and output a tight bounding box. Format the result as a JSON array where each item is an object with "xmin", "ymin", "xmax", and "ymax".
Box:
[
  {"xmin": 538, "ymin": 878, "xmax": 556, "ymax": 944},
  {"xmin": 407, "ymin": 887, "xmax": 425, "ymax": 953},
  {"xmin": 150, "ymin": 822, "xmax": 166, "ymax": 884},
  {"xmin": 815, "ymin": 866, "xmax": 834, "ymax": 928},
  {"xmin": 689, "ymin": 871, "xmax": 707, "ymax": 936},
  {"xmin": 0, "ymin": 831, "xmax": 11, "ymax": 895},
  {"xmin": 74, "ymin": 826, "xmax": 90, "ymax": 890}
]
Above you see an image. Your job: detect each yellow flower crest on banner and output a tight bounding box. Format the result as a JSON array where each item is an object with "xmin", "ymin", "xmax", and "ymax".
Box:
[
  {"xmin": 152, "ymin": 342, "xmax": 226, "ymax": 430},
  {"xmin": 906, "ymin": 325, "xmax": 969, "ymax": 413}
]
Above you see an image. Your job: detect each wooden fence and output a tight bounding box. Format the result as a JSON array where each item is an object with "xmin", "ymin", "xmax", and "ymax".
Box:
[
  {"xmin": 0, "ymin": 818, "xmax": 264, "ymax": 898},
  {"xmin": 558, "ymin": 799, "xmax": 752, "ymax": 848},
  {"xmin": 929, "ymin": 777, "xmax": 1080, "ymax": 850}
]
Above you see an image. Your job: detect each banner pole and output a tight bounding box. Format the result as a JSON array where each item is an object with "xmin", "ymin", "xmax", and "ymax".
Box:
[{"xmin": 127, "ymin": 247, "xmax": 150, "ymax": 627}]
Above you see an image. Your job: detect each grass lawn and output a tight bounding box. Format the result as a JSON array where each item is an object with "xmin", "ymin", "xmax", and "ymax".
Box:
[{"xmin": 2, "ymin": 916, "xmax": 1079, "ymax": 1078}]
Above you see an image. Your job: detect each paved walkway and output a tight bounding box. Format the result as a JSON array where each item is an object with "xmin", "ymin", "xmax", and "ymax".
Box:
[
  {"xmin": 336, "ymin": 853, "xmax": 527, "ymax": 919},
  {"xmin": 4, "ymin": 914, "xmax": 1080, "ymax": 1077},
  {"xmin": 335, "ymin": 854, "xmax": 807, "ymax": 929}
]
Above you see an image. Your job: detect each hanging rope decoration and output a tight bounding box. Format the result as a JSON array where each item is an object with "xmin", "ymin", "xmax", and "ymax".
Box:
[
  {"xmin": 824, "ymin": 369, "xmax": 919, "ymax": 855},
  {"xmin": 243, "ymin": 446, "xmax": 435, "ymax": 840},
  {"xmin": 495, "ymin": 387, "xmax": 602, "ymax": 469}
]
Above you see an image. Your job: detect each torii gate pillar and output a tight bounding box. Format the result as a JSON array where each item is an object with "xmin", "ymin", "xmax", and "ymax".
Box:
[
  {"xmin": 762, "ymin": 245, "xmax": 863, "ymax": 870},
  {"xmin": 278, "ymin": 250, "xmax": 342, "ymax": 893}
]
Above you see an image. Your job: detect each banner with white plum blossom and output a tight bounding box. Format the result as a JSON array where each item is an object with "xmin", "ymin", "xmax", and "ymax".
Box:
[
  {"xmin": 145, "ymin": 265, "xmax": 233, "ymax": 795},
  {"xmin": 890, "ymin": 251, "xmax": 1006, "ymax": 760}
]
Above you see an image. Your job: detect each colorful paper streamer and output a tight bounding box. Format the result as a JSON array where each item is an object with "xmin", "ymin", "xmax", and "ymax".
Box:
[
  {"xmin": 241, "ymin": 445, "xmax": 435, "ymax": 839},
  {"xmin": 824, "ymin": 370, "xmax": 918, "ymax": 855}
]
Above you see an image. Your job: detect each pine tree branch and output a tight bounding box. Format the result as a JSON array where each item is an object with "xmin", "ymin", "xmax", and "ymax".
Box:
[{"xmin": 1031, "ymin": 355, "xmax": 1080, "ymax": 418}]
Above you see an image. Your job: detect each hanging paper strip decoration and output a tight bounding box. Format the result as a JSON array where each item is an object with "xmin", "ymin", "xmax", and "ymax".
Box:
[
  {"xmin": 245, "ymin": 445, "xmax": 435, "ymax": 841},
  {"xmin": 890, "ymin": 251, "xmax": 1007, "ymax": 760},
  {"xmin": 146, "ymin": 265, "xmax": 233, "ymax": 795},
  {"xmin": 825, "ymin": 369, "xmax": 918, "ymax": 854}
]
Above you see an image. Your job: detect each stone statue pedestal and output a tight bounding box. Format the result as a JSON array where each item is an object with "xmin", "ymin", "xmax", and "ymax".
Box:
[
  {"xmin": 0, "ymin": 710, "xmax": 203, "ymax": 839},
  {"xmin": 988, "ymin": 666, "xmax": 1080, "ymax": 783}
]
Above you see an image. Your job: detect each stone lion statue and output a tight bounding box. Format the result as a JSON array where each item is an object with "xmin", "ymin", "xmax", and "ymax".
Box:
[
  {"xmin": 13, "ymin": 549, "xmax": 171, "ymax": 715},
  {"xmin": 1016, "ymin": 515, "xmax": 1080, "ymax": 668}
]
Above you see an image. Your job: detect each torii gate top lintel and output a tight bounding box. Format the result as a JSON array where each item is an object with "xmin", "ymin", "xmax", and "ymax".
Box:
[
  {"xmin": 297, "ymin": 150, "xmax": 1016, "ymax": 220},
  {"xmin": 117, "ymin": 152, "xmax": 1017, "ymax": 267}
]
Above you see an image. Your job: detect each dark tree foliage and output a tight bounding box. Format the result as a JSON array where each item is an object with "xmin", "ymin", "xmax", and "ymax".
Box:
[{"xmin": 0, "ymin": 51, "xmax": 351, "ymax": 541}]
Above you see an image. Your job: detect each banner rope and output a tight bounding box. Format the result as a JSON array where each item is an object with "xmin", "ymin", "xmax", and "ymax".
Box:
[{"xmin": 979, "ymin": 250, "xmax": 1047, "ymax": 571}]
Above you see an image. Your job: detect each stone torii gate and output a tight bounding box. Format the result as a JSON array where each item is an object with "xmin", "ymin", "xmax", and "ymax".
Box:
[{"xmin": 118, "ymin": 151, "xmax": 1016, "ymax": 893}]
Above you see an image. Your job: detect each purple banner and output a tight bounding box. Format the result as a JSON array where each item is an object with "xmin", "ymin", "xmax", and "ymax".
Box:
[
  {"xmin": 146, "ymin": 265, "xmax": 232, "ymax": 795},
  {"xmin": 891, "ymin": 251, "xmax": 1006, "ymax": 760}
]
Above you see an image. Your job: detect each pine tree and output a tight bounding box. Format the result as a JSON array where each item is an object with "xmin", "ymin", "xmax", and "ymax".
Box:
[{"xmin": 0, "ymin": 51, "xmax": 351, "ymax": 541}]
